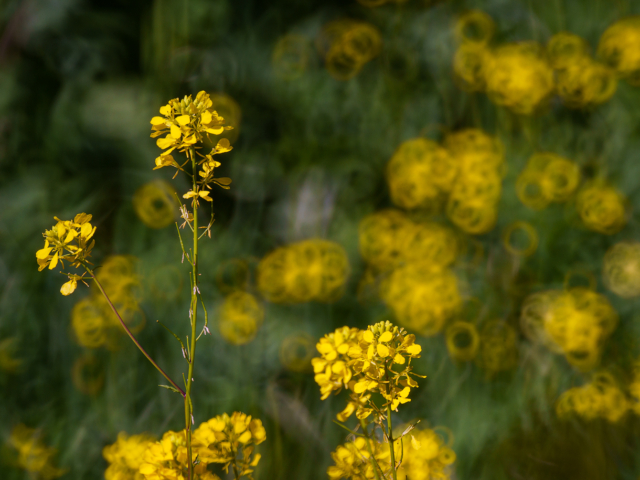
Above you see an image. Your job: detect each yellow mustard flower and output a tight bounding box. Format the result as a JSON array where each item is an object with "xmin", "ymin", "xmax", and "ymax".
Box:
[
  {"xmin": 347, "ymin": 321, "xmax": 423, "ymax": 414},
  {"xmin": 327, "ymin": 436, "xmax": 391, "ymax": 480},
  {"xmin": 556, "ymin": 372, "xmax": 628, "ymax": 423},
  {"xmin": 598, "ymin": 16, "xmax": 640, "ymax": 86},
  {"xmin": 484, "ymin": 42, "xmax": 554, "ymax": 115},
  {"xmin": 576, "ymin": 181, "xmax": 627, "ymax": 235},
  {"xmin": 397, "ymin": 427, "xmax": 457, "ymax": 480},
  {"xmin": 312, "ymin": 326, "xmax": 360, "ymax": 400},
  {"xmin": 139, "ymin": 430, "xmax": 216, "ymax": 480},
  {"xmin": 150, "ymin": 91, "xmax": 232, "ymax": 158},
  {"xmin": 103, "ymin": 432, "xmax": 155, "ymax": 480},
  {"xmin": 193, "ymin": 412, "xmax": 266, "ymax": 479},
  {"xmin": 7, "ymin": 424, "xmax": 66, "ymax": 480}
]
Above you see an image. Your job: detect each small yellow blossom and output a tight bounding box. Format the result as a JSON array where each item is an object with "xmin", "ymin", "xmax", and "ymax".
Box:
[
  {"xmin": 397, "ymin": 427, "xmax": 457, "ymax": 480},
  {"xmin": 194, "ymin": 412, "xmax": 266, "ymax": 479},
  {"xmin": 327, "ymin": 436, "xmax": 391, "ymax": 480}
]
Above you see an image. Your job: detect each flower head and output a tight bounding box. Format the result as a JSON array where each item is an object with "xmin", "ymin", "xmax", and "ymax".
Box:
[
  {"xmin": 193, "ymin": 412, "xmax": 265, "ymax": 479},
  {"xmin": 311, "ymin": 326, "xmax": 360, "ymax": 400},
  {"xmin": 103, "ymin": 432, "xmax": 155, "ymax": 480}
]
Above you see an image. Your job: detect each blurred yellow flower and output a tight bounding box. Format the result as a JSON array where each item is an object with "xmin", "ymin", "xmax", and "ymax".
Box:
[{"xmin": 7, "ymin": 424, "xmax": 66, "ymax": 480}]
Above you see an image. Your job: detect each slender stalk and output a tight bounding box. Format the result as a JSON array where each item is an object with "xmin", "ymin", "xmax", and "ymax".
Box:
[
  {"xmin": 85, "ymin": 267, "xmax": 185, "ymax": 397},
  {"xmin": 184, "ymin": 147, "xmax": 199, "ymax": 480},
  {"xmin": 386, "ymin": 404, "xmax": 398, "ymax": 480},
  {"xmin": 359, "ymin": 418, "xmax": 382, "ymax": 480}
]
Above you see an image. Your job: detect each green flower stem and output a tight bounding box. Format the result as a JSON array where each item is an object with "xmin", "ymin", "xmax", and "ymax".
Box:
[
  {"xmin": 185, "ymin": 147, "xmax": 199, "ymax": 480},
  {"xmin": 85, "ymin": 267, "xmax": 185, "ymax": 397},
  {"xmin": 386, "ymin": 404, "xmax": 398, "ymax": 480},
  {"xmin": 359, "ymin": 418, "xmax": 382, "ymax": 480}
]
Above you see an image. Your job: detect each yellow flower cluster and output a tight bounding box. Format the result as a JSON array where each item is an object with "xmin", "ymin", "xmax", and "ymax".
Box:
[
  {"xmin": 598, "ymin": 16, "xmax": 640, "ymax": 86},
  {"xmin": 279, "ymin": 332, "xmax": 316, "ymax": 372},
  {"xmin": 105, "ymin": 414, "xmax": 265, "ymax": 480},
  {"xmin": 385, "ymin": 139, "xmax": 456, "ymax": 211},
  {"xmin": 484, "ymin": 42, "xmax": 555, "ymax": 115},
  {"xmin": 0, "ymin": 337, "xmax": 22, "ymax": 373},
  {"xmin": 218, "ymin": 291, "xmax": 264, "ymax": 345},
  {"xmin": 475, "ymin": 321, "xmax": 518, "ymax": 375},
  {"xmin": 71, "ymin": 255, "xmax": 144, "ymax": 349},
  {"xmin": 516, "ymin": 152, "xmax": 581, "ymax": 210},
  {"xmin": 548, "ymin": 32, "xmax": 617, "ymax": 108},
  {"xmin": 151, "ymin": 91, "xmax": 232, "ymax": 159},
  {"xmin": 385, "ymin": 128, "xmax": 504, "ymax": 234},
  {"xmin": 36, "ymin": 213, "xmax": 96, "ymax": 295},
  {"xmin": 256, "ymin": 239, "xmax": 350, "ymax": 304},
  {"xmin": 454, "ymin": 10, "xmax": 554, "ymax": 116},
  {"xmin": 576, "ymin": 181, "xmax": 627, "ymax": 234},
  {"xmin": 7, "ymin": 424, "xmax": 66, "ymax": 480},
  {"xmin": 138, "ymin": 430, "xmax": 217, "ymax": 480},
  {"xmin": 380, "ymin": 262, "xmax": 461, "ymax": 337},
  {"xmin": 397, "ymin": 427, "xmax": 457, "ymax": 480},
  {"xmin": 272, "ymin": 34, "xmax": 312, "ymax": 81},
  {"xmin": 358, "ymin": 209, "xmax": 459, "ymax": 271},
  {"xmin": 193, "ymin": 412, "xmax": 266, "ymax": 478},
  {"xmin": 602, "ymin": 241, "xmax": 640, "ymax": 298},
  {"xmin": 103, "ymin": 432, "xmax": 156, "ymax": 480},
  {"xmin": 327, "ymin": 436, "xmax": 391, "ymax": 480},
  {"xmin": 316, "ymin": 20, "xmax": 382, "ymax": 81},
  {"xmin": 556, "ymin": 372, "xmax": 628, "ymax": 423},
  {"xmin": 443, "ymin": 129, "xmax": 504, "ymax": 234},
  {"xmin": 312, "ymin": 322, "xmax": 423, "ymax": 419},
  {"xmin": 520, "ymin": 288, "xmax": 618, "ymax": 370},
  {"xmin": 133, "ymin": 180, "xmax": 179, "ymax": 229}
]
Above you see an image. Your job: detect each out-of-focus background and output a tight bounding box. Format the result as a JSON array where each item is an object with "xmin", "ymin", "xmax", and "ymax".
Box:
[{"xmin": 3, "ymin": 0, "xmax": 640, "ymax": 478}]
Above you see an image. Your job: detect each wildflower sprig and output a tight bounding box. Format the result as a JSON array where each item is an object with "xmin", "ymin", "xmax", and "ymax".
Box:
[
  {"xmin": 313, "ymin": 321, "xmax": 424, "ymax": 480},
  {"xmin": 37, "ymin": 91, "xmax": 249, "ymax": 480},
  {"xmin": 36, "ymin": 213, "xmax": 96, "ymax": 295},
  {"xmin": 194, "ymin": 412, "xmax": 266, "ymax": 480}
]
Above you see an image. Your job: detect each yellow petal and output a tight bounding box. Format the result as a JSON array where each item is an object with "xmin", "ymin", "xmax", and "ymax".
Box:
[
  {"xmin": 150, "ymin": 116, "xmax": 166, "ymax": 125},
  {"xmin": 377, "ymin": 344, "xmax": 390, "ymax": 357},
  {"xmin": 353, "ymin": 381, "xmax": 368, "ymax": 394},
  {"xmin": 205, "ymin": 127, "xmax": 224, "ymax": 135},
  {"xmin": 157, "ymin": 136, "xmax": 176, "ymax": 149},
  {"xmin": 362, "ymin": 331, "xmax": 374, "ymax": 343},
  {"xmin": 250, "ymin": 453, "xmax": 261, "ymax": 466},
  {"xmin": 176, "ymin": 115, "xmax": 191, "ymax": 126},
  {"xmin": 170, "ymin": 124, "xmax": 182, "ymax": 139},
  {"xmin": 36, "ymin": 246, "xmax": 53, "ymax": 259},
  {"xmin": 183, "ymin": 191, "xmax": 197, "ymax": 199},
  {"xmin": 159, "ymin": 105, "xmax": 171, "ymax": 116},
  {"xmin": 80, "ymin": 223, "xmax": 93, "ymax": 238},
  {"xmin": 183, "ymin": 134, "xmax": 197, "ymax": 145},
  {"xmin": 393, "ymin": 353, "xmax": 406, "ymax": 364},
  {"xmin": 60, "ymin": 279, "xmax": 77, "ymax": 296},
  {"xmin": 64, "ymin": 230, "xmax": 77, "ymax": 243},
  {"xmin": 216, "ymin": 138, "xmax": 232, "ymax": 153},
  {"xmin": 238, "ymin": 431, "xmax": 252, "ymax": 443},
  {"xmin": 49, "ymin": 252, "xmax": 59, "ymax": 270},
  {"xmin": 201, "ymin": 110, "xmax": 212, "ymax": 124},
  {"xmin": 406, "ymin": 344, "xmax": 422, "ymax": 355},
  {"xmin": 379, "ymin": 331, "xmax": 393, "ymax": 343}
]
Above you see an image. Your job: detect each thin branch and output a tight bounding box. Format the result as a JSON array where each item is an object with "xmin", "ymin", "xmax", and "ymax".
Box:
[{"xmin": 86, "ymin": 267, "xmax": 185, "ymax": 398}]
